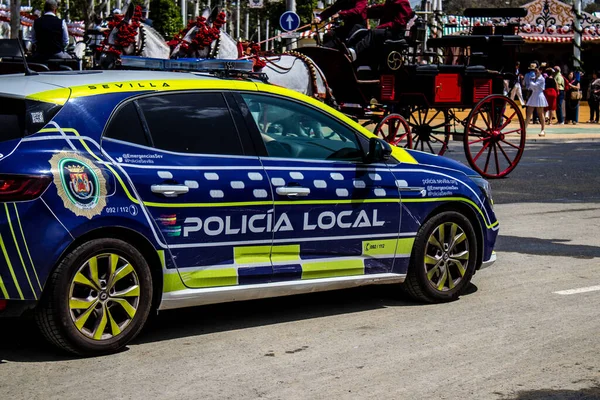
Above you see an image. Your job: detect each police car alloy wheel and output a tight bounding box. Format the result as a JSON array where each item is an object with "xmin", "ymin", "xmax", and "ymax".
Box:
[
  {"xmin": 36, "ymin": 239, "xmax": 153, "ymax": 356},
  {"xmin": 403, "ymin": 211, "xmax": 478, "ymax": 303}
]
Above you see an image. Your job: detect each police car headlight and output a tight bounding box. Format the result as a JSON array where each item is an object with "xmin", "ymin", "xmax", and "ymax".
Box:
[{"xmin": 470, "ymin": 176, "xmax": 493, "ymax": 207}]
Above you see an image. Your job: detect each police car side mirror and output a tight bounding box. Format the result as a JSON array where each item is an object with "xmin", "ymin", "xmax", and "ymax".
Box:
[{"xmin": 367, "ymin": 137, "xmax": 392, "ymax": 163}]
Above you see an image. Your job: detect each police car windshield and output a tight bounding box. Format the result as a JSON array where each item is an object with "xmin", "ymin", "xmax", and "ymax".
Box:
[{"xmin": 0, "ymin": 97, "xmax": 62, "ymax": 142}]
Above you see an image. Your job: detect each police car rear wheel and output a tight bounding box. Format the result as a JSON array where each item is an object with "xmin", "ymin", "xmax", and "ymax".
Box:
[
  {"xmin": 36, "ymin": 239, "xmax": 153, "ymax": 356},
  {"xmin": 403, "ymin": 211, "xmax": 477, "ymax": 303}
]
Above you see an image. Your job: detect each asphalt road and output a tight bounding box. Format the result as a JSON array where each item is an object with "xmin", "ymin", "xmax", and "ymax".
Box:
[{"xmin": 1, "ymin": 141, "xmax": 599, "ymax": 400}]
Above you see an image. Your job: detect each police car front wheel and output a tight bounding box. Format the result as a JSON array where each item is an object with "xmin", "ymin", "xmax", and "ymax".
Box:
[
  {"xmin": 35, "ymin": 238, "xmax": 153, "ymax": 356},
  {"xmin": 403, "ymin": 211, "xmax": 478, "ymax": 303}
]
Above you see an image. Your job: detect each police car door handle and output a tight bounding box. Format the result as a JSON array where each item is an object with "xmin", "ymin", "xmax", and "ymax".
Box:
[
  {"xmin": 276, "ymin": 187, "xmax": 311, "ymax": 197},
  {"xmin": 151, "ymin": 184, "xmax": 189, "ymax": 197}
]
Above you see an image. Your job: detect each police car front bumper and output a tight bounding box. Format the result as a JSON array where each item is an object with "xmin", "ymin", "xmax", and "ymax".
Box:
[{"xmin": 480, "ymin": 251, "xmax": 497, "ymax": 270}]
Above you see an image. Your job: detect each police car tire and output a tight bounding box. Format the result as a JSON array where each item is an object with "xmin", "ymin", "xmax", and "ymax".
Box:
[
  {"xmin": 402, "ymin": 211, "xmax": 478, "ymax": 303},
  {"xmin": 35, "ymin": 239, "xmax": 153, "ymax": 356}
]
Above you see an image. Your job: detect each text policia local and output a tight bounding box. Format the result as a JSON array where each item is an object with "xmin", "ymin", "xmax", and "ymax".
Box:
[{"xmin": 183, "ymin": 210, "xmax": 385, "ymax": 237}]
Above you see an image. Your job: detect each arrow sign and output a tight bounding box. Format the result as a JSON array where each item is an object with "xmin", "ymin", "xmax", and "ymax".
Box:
[{"xmin": 280, "ymin": 11, "xmax": 300, "ymax": 32}]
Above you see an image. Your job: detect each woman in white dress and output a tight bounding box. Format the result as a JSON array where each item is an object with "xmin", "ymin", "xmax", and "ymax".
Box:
[{"xmin": 525, "ymin": 63, "xmax": 548, "ymax": 136}]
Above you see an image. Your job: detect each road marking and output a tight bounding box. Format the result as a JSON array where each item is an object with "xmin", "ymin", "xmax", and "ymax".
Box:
[{"xmin": 554, "ymin": 285, "xmax": 600, "ymax": 295}]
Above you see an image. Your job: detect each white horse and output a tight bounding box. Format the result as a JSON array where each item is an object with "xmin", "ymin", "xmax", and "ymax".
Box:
[
  {"xmin": 170, "ymin": 12, "xmax": 332, "ymax": 102},
  {"xmin": 100, "ymin": 1, "xmax": 170, "ymax": 68}
]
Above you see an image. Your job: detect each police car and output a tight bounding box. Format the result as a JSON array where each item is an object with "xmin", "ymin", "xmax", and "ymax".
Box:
[{"xmin": 0, "ymin": 59, "xmax": 498, "ymax": 355}]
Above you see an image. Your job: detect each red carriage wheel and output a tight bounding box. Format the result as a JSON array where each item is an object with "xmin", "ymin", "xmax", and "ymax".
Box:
[
  {"xmin": 373, "ymin": 114, "xmax": 412, "ymax": 148},
  {"xmin": 406, "ymin": 106, "xmax": 451, "ymax": 155},
  {"xmin": 463, "ymin": 95, "xmax": 526, "ymax": 179}
]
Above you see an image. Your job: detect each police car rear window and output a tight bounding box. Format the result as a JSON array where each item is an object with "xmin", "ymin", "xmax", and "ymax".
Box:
[{"xmin": 0, "ymin": 97, "xmax": 62, "ymax": 143}]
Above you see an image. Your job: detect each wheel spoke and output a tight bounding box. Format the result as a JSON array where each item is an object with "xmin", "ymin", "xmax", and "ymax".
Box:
[
  {"xmin": 74, "ymin": 300, "xmax": 98, "ymax": 330},
  {"xmin": 74, "ymin": 271, "xmax": 99, "ymax": 290},
  {"xmin": 92, "ymin": 305, "xmax": 108, "ymax": 340},
  {"xmin": 467, "ymin": 124, "xmax": 490, "ymax": 136},
  {"xmin": 500, "ymin": 139, "xmax": 521, "ymax": 149},
  {"xmin": 447, "ymin": 268, "xmax": 455, "ymax": 290},
  {"xmin": 500, "ymin": 128, "xmax": 523, "ymax": 135},
  {"xmin": 451, "ymin": 250, "xmax": 469, "ymax": 260},
  {"xmin": 428, "ymin": 234, "xmax": 443, "ymax": 250},
  {"xmin": 426, "ymin": 109, "xmax": 442, "ymax": 125},
  {"xmin": 427, "ymin": 261, "xmax": 442, "ymax": 280},
  {"xmin": 468, "ymin": 136, "xmax": 488, "ymax": 146},
  {"xmin": 111, "ymin": 298, "xmax": 137, "ymax": 318},
  {"xmin": 113, "ymin": 285, "xmax": 140, "ymax": 298},
  {"xmin": 88, "ymin": 256, "xmax": 101, "ymax": 288},
  {"xmin": 480, "ymin": 110, "xmax": 492, "ymax": 130},
  {"xmin": 493, "ymin": 143, "xmax": 500, "ymax": 175},
  {"xmin": 450, "ymin": 259, "xmax": 467, "ymax": 277},
  {"xmin": 498, "ymin": 111, "xmax": 516, "ymax": 130},
  {"xmin": 438, "ymin": 224, "xmax": 446, "ymax": 245},
  {"xmin": 107, "ymin": 307, "xmax": 122, "ymax": 336},
  {"xmin": 497, "ymin": 142, "xmax": 514, "ymax": 166},
  {"xmin": 70, "ymin": 297, "xmax": 96, "ymax": 310},
  {"xmin": 425, "ymin": 255, "xmax": 440, "ymax": 265},
  {"xmin": 483, "ymin": 143, "xmax": 493, "ymax": 173},
  {"xmin": 110, "ymin": 264, "xmax": 134, "ymax": 290},
  {"xmin": 449, "ymin": 232, "xmax": 466, "ymax": 252},
  {"xmin": 426, "ymin": 140, "xmax": 435, "ymax": 153},
  {"xmin": 473, "ymin": 141, "xmax": 491, "ymax": 162},
  {"xmin": 437, "ymin": 268, "xmax": 448, "ymax": 290}
]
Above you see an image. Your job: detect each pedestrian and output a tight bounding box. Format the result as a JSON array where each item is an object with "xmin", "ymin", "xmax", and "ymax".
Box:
[
  {"xmin": 586, "ymin": 71, "xmax": 600, "ymax": 123},
  {"xmin": 554, "ymin": 66, "xmax": 565, "ymax": 124},
  {"xmin": 525, "ymin": 63, "xmax": 548, "ymax": 136},
  {"xmin": 544, "ymin": 68, "xmax": 558, "ymax": 124},
  {"xmin": 509, "ymin": 61, "xmax": 525, "ymax": 106},
  {"xmin": 565, "ymin": 71, "xmax": 581, "ymax": 125}
]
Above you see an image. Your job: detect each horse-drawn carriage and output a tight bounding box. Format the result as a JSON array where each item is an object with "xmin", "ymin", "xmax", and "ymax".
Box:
[{"xmin": 297, "ymin": 7, "xmax": 528, "ymax": 178}]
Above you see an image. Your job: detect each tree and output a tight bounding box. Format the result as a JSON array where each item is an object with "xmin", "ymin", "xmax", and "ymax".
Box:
[
  {"xmin": 585, "ymin": 2, "xmax": 599, "ymax": 14},
  {"xmin": 10, "ymin": 0, "xmax": 21, "ymax": 39},
  {"xmin": 151, "ymin": 0, "xmax": 182, "ymax": 38}
]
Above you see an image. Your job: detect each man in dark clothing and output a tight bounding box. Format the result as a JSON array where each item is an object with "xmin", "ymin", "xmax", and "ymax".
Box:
[
  {"xmin": 347, "ymin": 0, "xmax": 414, "ymax": 61},
  {"xmin": 31, "ymin": 0, "xmax": 70, "ymax": 61},
  {"xmin": 316, "ymin": 0, "xmax": 368, "ymax": 43}
]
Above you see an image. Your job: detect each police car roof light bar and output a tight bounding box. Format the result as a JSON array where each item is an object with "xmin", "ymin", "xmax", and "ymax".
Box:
[{"xmin": 120, "ymin": 56, "xmax": 253, "ymax": 73}]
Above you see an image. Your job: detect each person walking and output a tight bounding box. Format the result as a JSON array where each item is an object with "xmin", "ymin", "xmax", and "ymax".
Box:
[
  {"xmin": 554, "ymin": 66, "xmax": 565, "ymax": 124},
  {"xmin": 587, "ymin": 71, "xmax": 600, "ymax": 123},
  {"xmin": 525, "ymin": 63, "xmax": 548, "ymax": 136},
  {"xmin": 544, "ymin": 68, "xmax": 558, "ymax": 124},
  {"xmin": 565, "ymin": 71, "xmax": 581, "ymax": 125},
  {"xmin": 509, "ymin": 61, "xmax": 525, "ymax": 106}
]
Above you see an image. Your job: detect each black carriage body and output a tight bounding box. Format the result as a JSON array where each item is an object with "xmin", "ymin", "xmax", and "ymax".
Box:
[{"xmin": 381, "ymin": 35, "xmax": 522, "ymax": 109}]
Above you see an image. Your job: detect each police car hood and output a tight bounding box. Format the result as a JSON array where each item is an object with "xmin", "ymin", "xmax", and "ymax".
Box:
[{"xmin": 404, "ymin": 149, "xmax": 478, "ymax": 177}]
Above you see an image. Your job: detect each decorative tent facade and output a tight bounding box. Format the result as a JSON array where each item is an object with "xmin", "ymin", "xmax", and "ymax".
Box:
[{"xmin": 515, "ymin": 0, "xmax": 600, "ymax": 43}]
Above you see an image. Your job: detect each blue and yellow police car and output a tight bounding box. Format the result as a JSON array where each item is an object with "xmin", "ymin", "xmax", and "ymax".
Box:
[{"xmin": 0, "ymin": 59, "xmax": 497, "ymax": 355}]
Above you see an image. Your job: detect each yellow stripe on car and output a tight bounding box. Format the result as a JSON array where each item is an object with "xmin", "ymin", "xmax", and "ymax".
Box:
[
  {"xmin": 301, "ymin": 259, "xmax": 364, "ymax": 280},
  {"xmin": 4, "ymin": 204, "xmax": 36, "ymax": 299},
  {"xmin": 13, "ymin": 204, "xmax": 42, "ymax": 290},
  {"xmin": 0, "ymin": 233, "xmax": 24, "ymax": 300},
  {"xmin": 0, "ymin": 274, "xmax": 8, "ymax": 299}
]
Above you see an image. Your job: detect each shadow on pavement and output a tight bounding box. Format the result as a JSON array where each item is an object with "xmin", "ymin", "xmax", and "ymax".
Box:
[
  {"xmin": 496, "ymin": 235, "xmax": 600, "ymax": 259},
  {"xmin": 0, "ymin": 283, "xmax": 478, "ymax": 362},
  {"xmin": 497, "ymin": 383, "xmax": 600, "ymax": 399}
]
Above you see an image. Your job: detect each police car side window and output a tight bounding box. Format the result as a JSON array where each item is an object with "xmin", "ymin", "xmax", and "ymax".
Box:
[
  {"xmin": 240, "ymin": 94, "xmax": 364, "ymax": 162},
  {"xmin": 104, "ymin": 102, "xmax": 149, "ymax": 146},
  {"xmin": 138, "ymin": 93, "xmax": 244, "ymax": 156}
]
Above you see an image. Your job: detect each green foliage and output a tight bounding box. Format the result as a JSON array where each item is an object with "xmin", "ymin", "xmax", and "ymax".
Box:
[
  {"xmin": 150, "ymin": 0, "xmax": 183, "ymax": 39},
  {"xmin": 585, "ymin": 3, "xmax": 599, "ymax": 14}
]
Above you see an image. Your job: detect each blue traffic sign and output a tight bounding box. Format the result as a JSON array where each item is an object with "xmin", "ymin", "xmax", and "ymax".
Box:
[{"xmin": 280, "ymin": 11, "xmax": 300, "ymax": 32}]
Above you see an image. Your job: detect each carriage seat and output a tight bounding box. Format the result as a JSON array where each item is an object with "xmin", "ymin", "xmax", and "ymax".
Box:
[
  {"xmin": 384, "ymin": 39, "xmax": 408, "ymax": 47},
  {"xmin": 415, "ymin": 64, "xmax": 439, "ymax": 76},
  {"xmin": 465, "ymin": 65, "xmax": 488, "ymax": 76}
]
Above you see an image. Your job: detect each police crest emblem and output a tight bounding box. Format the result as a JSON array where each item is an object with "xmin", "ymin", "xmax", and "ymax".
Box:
[{"xmin": 49, "ymin": 153, "xmax": 107, "ymax": 219}]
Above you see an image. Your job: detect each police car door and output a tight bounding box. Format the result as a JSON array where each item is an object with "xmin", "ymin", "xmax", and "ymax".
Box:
[
  {"xmin": 101, "ymin": 92, "xmax": 275, "ymax": 289},
  {"xmin": 236, "ymin": 93, "xmax": 401, "ymax": 281}
]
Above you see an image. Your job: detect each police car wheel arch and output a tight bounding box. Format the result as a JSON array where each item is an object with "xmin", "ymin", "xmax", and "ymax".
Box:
[
  {"xmin": 35, "ymin": 238, "xmax": 153, "ymax": 355},
  {"xmin": 402, "ymin": 211, "xmax": 478, "ymax": 303}
]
